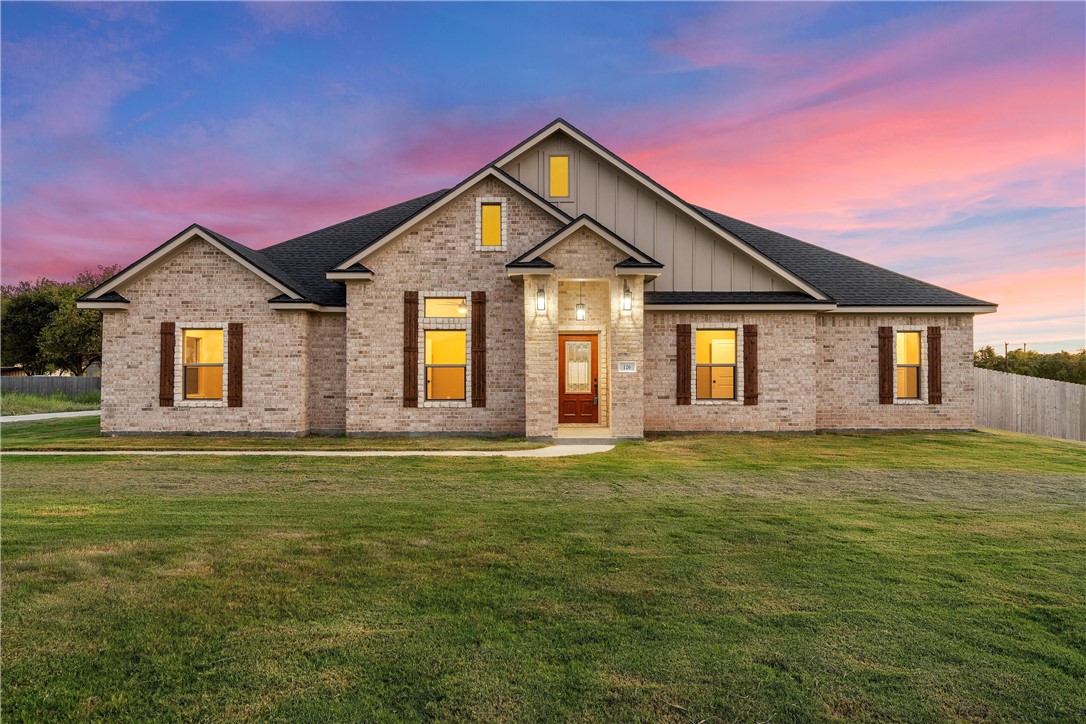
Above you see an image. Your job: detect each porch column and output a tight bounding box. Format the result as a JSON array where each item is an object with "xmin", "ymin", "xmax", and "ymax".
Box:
[
  {"xmin": 609, "ymin": 275, "xmax": 645, "ymax": 439},
  {"xmin": 523, "ymin": 275, "xmax": 558, "ymax": 438}
]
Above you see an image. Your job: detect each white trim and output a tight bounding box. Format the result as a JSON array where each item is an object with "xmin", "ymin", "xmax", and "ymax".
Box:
[
  {"xmin": 325, "ymin": 270, "xmax": 374, "ymax": 281},
  {"xmin": 646, "ymin": 303, "xmax": 837, "ymax": 312},
  {"xmin": 268, "ymin": 302, "xmax": 347, "ymax": 313},
  {"xmin": 830, "ymin": 305, "xmax": 996, "ymax": 314},
  {"xmin": 334, "ymin": 167, "xmax": 569, "ymax": 270},
  {"xmin": 507, "ymin": 268, "xmax": 554, "ymax": 278},
  {"xmin": 493, "ymin": 120, "xmax": 829, "ymax": 300},
  {"xmin": 76, "ymin": 301, "xmax": 129, "ymax": 310},
  {"xmin": 84, "ymin": 227, "xmax": 302, "ymax": 301},
  {"xmin": 615, "ymin": 269, "xmax": 662, "ymax": 279}
]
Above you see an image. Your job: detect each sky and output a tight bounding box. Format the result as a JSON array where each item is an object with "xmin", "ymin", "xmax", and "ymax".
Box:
[{"xmin": 2, "ymin": 2, "xmax": 1083, "ymax": 352}]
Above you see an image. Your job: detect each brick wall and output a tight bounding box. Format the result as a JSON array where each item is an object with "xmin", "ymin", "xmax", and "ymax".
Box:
[
  {"xmin": 815, "ymin": 314, "xmax": 974, "ymax": 430},
  {"xmin": 345, "ymin": 177, "xmax": 565, "ymax": 435},
  {"xmin": 306, "ymin": 313, "xmax": 347, "ymax": 433},
  {"xmin": 101, "ymin": 241, "xmax": 309, "ymax": 435}
]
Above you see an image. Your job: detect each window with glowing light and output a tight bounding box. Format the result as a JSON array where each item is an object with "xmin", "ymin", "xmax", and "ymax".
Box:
[
  {"xmin": 481, "ymin": 203, "xmax": 502, "ymax": 246},
  {"xmin": 182, "ymin": 328, "xmax": 223, "ymax": 400},
  {"xmin": 549, "ymin": 155, "xmax": 570, "ymax": 197},
  {"xmin": 424, "ymin": 297, "xmax": 467, "ymax": 318},
  {"xmin": 695, "ymin": 329, "xmax": 736, "ymax": 400},
  {"xmin": 896, "ymin": 331, "xmax": 921, "ymax": 399},
  {"xmin": 425, "ymin": 330, "xmax": 466, "ymax": 401}
]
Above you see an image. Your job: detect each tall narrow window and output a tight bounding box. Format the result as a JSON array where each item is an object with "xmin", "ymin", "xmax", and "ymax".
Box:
[
  {"xmin": 481, "ymin": 203, "xmax": 502, "ymax": 247},
  {"xmin": 183, "ymin": 328, "xmax": 223, "ymax": 400},
  {"xmin": 896, "ymin": 331, "xmax": 921, "ymax": 399},
  {"xmin": 425, "ymin": 330, "xmax": 466, "ymax": 401},
  {"xmin": 549, "ymin": 155, "xmax": 569, "ymax": 197},
  {"xmin": 695, "ymin": 329, "xmax": 736, "ymax": 400}
]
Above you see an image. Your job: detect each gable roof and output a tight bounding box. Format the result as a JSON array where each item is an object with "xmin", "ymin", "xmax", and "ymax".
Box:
[
  {"xmin": 79, "ymin": 118, "xmax": 995, "ymax": 313},
  {"xmin": 506, "ymin": 214, "xmax": 662, "ymax": 274},
  {"xmin": 79, "ymin": 224, "xmax": 309, "ymax": 303},
  {"xmin": 261, "ymin": 190, "xmax": 448, "ymax": 305},
  {"xmin": 492, "ymin": 118, "xmax": 830, "ymax": 300},
  {"xmin": 331, "ymin": 166, "xmax": 571, "ymax": 272},
  {"xmin": 694, "ymin": 207, "xmax": 995, "ymax": 308}
]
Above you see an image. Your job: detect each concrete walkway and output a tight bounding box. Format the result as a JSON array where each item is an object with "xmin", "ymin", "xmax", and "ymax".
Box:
[
  {"xmin": 1, "ymin": 409, "xmax": 101, "ymax": 423},
  {"xmin": 1, "ymin": 444, "xmax": 614, "ymax": 458}
]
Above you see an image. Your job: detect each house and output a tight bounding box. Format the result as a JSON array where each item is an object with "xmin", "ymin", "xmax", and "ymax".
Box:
[{"xmin": 77, "ymin": 119, "xmax": 996, "ymax": 439}]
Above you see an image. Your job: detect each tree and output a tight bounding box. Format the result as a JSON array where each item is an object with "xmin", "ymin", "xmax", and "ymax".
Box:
[
  {"xmin": 1, "ymin": 280, "xmax": 62, "ymax": 374},
  {"xmin": 1, "ymin": 266, "xmax": 119, "ymax": 376},
  {"xmin": 974, "ymin": 345, "xmax": 1086, "ymax": 385}
]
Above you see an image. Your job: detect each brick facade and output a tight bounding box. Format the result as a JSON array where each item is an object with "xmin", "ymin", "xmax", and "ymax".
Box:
[{"xmin": 98, "ymin": 185, "xmax": 977, "ymax": 438}]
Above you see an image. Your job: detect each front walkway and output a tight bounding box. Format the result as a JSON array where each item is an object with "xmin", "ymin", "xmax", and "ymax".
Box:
[
  {"xmin": 0, "ymin": 410, "xmax": 101, "ymax": 423},
  {"xmin": 1, "ymin": 443, "xmax": 615, "ymax": 459}
]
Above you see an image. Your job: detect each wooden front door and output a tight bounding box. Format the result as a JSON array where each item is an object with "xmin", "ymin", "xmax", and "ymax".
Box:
[{"xmin": 558, "ymin": 334, "xmax": 598, "ymax": 424}]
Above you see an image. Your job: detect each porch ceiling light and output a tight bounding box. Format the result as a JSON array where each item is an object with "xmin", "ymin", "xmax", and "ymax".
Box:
[
  {"xmin": 575, "ymin": 282, "xmax": 586, "ymax": 321},
  {"xmin": 536, "ymin": 286, "xmax": 547, "ymax": 311},
  {"xmin": 622, "ymin": 281, "xmax": 633, "ymax": 311}
]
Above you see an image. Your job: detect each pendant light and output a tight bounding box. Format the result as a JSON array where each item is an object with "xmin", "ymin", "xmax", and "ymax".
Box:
[{"xmin": 575, "ymin": 282, "xmax": 586, "ymax": 321}]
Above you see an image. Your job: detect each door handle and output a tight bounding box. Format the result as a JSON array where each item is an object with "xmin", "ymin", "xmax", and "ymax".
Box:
[{"xmin": 593, "ymin": 377, "xmax": 598, "ymax": 406}]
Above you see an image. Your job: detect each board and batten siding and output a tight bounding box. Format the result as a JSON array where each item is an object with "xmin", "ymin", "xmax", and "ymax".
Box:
[{"xmin": 500, "ymin": 131, "xmax": 801, "ymax": 295}]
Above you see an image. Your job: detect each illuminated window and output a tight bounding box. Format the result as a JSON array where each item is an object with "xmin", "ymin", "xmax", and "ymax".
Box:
[
  {"xmin": 896, "ymin": 331, "xmax": 921, "ymax": 399},
  {"xmin": 425, "ymin": 330, "xmax": 466, "ymax": 401},
  {"xmin": 182, "ymin": 328, "xmax": 223, "ymax": 400},
  {"xmin": 424, "ymin": 297, "xmax": 467, "ymax": 318},
  {"xmin": 549, "ymin": 155, "xmax": 569, "ymax": 197},
  {"xmin": 481, "ymin": 203, "xmax": 502, "ymax": 246},
  {"xmin": 695, "ymin": 329, "xmax": 736, "ymax": 400}
]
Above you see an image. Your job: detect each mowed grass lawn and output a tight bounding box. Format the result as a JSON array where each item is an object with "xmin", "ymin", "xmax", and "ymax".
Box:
[
  {"xmin": 2, "ymin": 426, "xmax": 1084, "ymax": 721},
  {"xmin": 0, "ymin": 390, "xmax": 100, "ymax": 417}
]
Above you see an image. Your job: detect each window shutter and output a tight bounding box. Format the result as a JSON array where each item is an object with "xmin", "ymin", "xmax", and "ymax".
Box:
[
  {"xmin": 743, "ymin": 324, "xmax": 759, "ymax": 405},
  {"xmin": 878, "ymin": 326, "xmax": 893, "ymax": 404},
  {"xmin": 927, "ymin": 326, "xmax": 942, "ymax": 405},
  {"xmin": 404, "ymin": 291, "xmax": 419, "ymax": 407},
  {"xmin": 676, "ymin": 323, "xmax": 691, "ymax": 405},
  {"xmin": 471, "ymin": 291, "xmax": 486, "ymax": 407},
  {"xmin": 227, "ymin": 323, "xmax": 243, "ymax": 407},
  {"xmin": 159, "ymin": 321, "xmax": 175, "ymax": 407}
]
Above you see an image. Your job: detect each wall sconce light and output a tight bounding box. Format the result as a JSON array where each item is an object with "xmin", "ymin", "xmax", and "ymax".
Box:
[
  {"xmin": 457, "ymin": 299, "xmax": 467, "ymax": 315},
  {"xmin": 536, "ymin": 286, "xmax": 546, "ymax": 311},
  {"xmin": 575, "ymin": 281, "xmax": 586, "ymax": 321},
  {"xmin": 622, "ymin": 281, "xmax": 633, "ymax": 311}
]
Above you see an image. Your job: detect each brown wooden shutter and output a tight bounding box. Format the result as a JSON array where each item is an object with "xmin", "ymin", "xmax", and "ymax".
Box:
[
  {"xmin": 227, "ymin": 323, "xmax": 243, "ymax": 407},
  {"xmin": 878, "ymin": 326, "xmax": 893, "ymax": 404},
  {"xmin": 403, "ymin": 291, "xmax": 419, "ymax": 407},
  {"xmin": 471, "ymin": 291, "xmax": 486, "ymax": 407},
  {"xmin": 159, "ymin": 321, "xmax": 175, "ymax": 407},
  {"xmin": 927, "ymin": 326, "xmax": 942, "ymax": 405},
  {"xmin": 676, "ymin": 323, "xmax": 691, "ymax": 405},
  {"xmin": 743, "ymin": 324, "xmax": 759, "ymax": 406}
]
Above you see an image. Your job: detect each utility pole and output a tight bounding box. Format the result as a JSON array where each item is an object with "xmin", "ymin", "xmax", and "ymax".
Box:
[{"xmin": 1004, "ymin": 342, "xmax": 1009, "ymax": 372}]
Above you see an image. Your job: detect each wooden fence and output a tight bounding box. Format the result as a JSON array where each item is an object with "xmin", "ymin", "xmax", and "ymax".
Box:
[
  {"xmin": 0, "ymin": 376, "xmax": 101, "ymax": 397},
  {"xmin": 974, "ymin": 368, "xmax": 1085, "ymax": 442}
]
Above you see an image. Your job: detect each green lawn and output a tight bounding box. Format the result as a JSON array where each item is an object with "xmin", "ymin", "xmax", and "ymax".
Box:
[
  {"xmin": 0, "ymin": 416, "xmax": 542, "ymax": 451},
  {"xmin": 0, "ymin": 390, "xmax": 101, "ymax": 417},
  {"xmin": 2, "ymin": 428, "xmax": 1084, "ymax": 721}
]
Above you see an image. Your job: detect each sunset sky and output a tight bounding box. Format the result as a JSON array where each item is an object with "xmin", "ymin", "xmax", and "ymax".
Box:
[{"xmin": 2, "ymin": 2, "xmax": 1083, "ymax": 351}]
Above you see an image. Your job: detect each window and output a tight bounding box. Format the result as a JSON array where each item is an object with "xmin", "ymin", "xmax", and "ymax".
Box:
[
  {"xmin": 425, "ymin": 330, "xmax": 466, "ymax": 400},
  {"xmin": 481, "ymin": 203, "xmax": 502, "ymax": 247},
  {"xmin": 549, "ymin": 155, "xmax": 570, "ymax": 197},
  {"xmin": 183, "ymin": 328, "xmax": 223, "ymax": 400},
  {"xmin": 896, "ymin": 331, "xmax": 921, "ymax": 399},
  {"xmin": 695, "ymin": 329, "xmax": 736, "ymax": 400},
  {"xmin": 424, "ymin": 297, "xmax": 467, "ymax": 318}
]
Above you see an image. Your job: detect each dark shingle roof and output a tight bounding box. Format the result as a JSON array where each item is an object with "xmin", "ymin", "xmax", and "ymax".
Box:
[
  {"xmin": 258, "ymin": 190, "xmax": 448, "ymax": 306},
  {"xmin": 195, "ymin": 224, "xmax": 311, "ymax": 300},
  {"xmin": 693, "ymin": 207, "xmax": 994, "ymax": 307},
  {"xmin": 645, "ymin": 291, "xmax": 827, "ymax": 305}
]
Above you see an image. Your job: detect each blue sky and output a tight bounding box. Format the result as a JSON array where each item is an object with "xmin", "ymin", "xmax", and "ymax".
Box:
[{"xmin": 2, "ymin": 2, "xmax": 1084, "ymax": 351}]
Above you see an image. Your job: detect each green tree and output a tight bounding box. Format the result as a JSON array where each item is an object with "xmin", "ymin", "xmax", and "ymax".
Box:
[
  {"xmin": 974, "ymin": 345, "xmax": 1086, "ymax": 384},
  {"xmin": 1, "ymin": 266, "xmax": 119, "ymax": 376}
]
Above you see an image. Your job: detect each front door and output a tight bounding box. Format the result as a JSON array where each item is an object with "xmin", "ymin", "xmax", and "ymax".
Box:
[{"xmin": 558, "ymin": 334, "xmax": 598, "ymax": 424}]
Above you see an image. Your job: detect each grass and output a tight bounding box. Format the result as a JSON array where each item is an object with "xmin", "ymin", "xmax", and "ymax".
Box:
[
  {"xmin": 0, "ymin": 416, "xmax": 542, "ymax": 451},
  {"xmin": 0, "ymin": 390, "xmax": 101, "ymax": 417},
  {"xmin": 2, "ymin": 427, "xmax": 1084, "ymax": 721}
]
